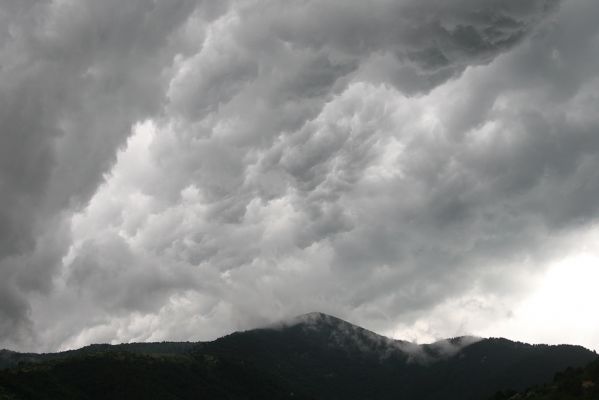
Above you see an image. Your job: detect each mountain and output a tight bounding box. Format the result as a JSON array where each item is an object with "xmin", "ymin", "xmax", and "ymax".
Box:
[
  {"xmin": 0, "ymin": 312, "xmax": 596, "ymax": 400},
  {"xmin": 196, "ymin": 312, "xmax": 597, "ymax": 399}
]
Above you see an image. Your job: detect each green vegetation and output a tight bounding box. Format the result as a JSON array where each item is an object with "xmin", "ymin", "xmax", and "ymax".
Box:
[
  {"xmin": 0, "ymin": 342, "xmax": 196, "ymax": 370},
  {"xmin": 0, "ymin": 351, "xmax": 312, "ymax": 399},
  {"xmin": 491, "ymin": 357, "xmax": 599, "ymax": 400}
]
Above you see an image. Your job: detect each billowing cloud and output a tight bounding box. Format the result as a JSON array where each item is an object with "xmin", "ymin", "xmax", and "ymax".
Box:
[
  {"xmin": 1, "ymin": 0, "xmax": 599, "ymax": 352},
  {"xmin": 0, "ymin": 0, "xmax": 226, "ymax": 347}
]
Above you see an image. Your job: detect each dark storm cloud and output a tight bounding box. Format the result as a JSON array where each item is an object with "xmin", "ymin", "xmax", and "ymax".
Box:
[
  {"xmin": 329, "ymin": 0, "xmax": 599, "ymax": 328},
  {"xmin": 0, "ymin": 0, "xmax": 227, "ymax": 348},
  {"xmin": 2, "ymin": 0, "xmax": 599, "ymax": 351}
]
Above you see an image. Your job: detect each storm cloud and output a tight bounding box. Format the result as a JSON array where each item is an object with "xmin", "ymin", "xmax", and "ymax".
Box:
[{"xmin": 1, "ymin": 0, "xmax": 598, "ymax": 352}]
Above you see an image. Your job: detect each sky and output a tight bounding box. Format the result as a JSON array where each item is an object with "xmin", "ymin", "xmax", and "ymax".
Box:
[{"xmin": 1, "ymin": 0, "xmax": 599, "ymax": 353}]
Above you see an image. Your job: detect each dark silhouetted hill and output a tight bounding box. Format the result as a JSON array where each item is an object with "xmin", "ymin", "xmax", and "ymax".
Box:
[
  {"xmin": 490, "ymin": 357, "xmax": 599, "ymax": 400},
  {"xmin": 0, "ymin": 312, "xmax": 596, "ymax": 400}
]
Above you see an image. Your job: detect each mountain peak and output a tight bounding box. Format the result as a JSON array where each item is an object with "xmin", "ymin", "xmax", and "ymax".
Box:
[
  {"xmin": 278, "ymin": 312, "xmax": 379, "ymax": 337},
  {"xmin": 265, "ymin": 313, "xmax": 488, "ymax": 364},
  {"xmin": 287, "ymin": 312, "xmax": 347, "ymax": 326},
  {"xmin": 297, "ymin": 311, "xmax": 333, "ymax": 319},
  {"xmin": 260, "ymin": 312, "xmax": 417, "ymax": 359}
]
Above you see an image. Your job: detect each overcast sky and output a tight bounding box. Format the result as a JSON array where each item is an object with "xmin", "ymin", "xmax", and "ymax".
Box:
[{"xmin": 1, "ymin": 0, "xmax": 599, "ymax": 353}]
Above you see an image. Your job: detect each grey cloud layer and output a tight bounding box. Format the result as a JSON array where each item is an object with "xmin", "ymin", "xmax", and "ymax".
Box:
[
  {"xmin": 1, "ymin": 0, "xmax": 597, "ymax": 351},
  {"xmin": 0, "ymin": 0, "xmax": 222, "ymax": 347}
]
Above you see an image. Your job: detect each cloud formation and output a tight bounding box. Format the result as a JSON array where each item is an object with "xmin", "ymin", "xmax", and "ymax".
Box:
[{"xmin": 1, "ymin": 0, "xmax": 599, "ymax": 352}]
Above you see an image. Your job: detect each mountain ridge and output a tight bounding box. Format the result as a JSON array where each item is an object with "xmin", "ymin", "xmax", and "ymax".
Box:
[
  {"xmin": 0, "ymin": 312, "xmax": 593, "ymax": 368},
  {"xmin": 1, "ymin": 312, "xmax": 597, "ymax": 399}
]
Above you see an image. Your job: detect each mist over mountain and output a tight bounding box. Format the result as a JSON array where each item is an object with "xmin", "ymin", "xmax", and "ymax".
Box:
[{"xmin": 1, "ymin": 313, "xmax": 596, "ymax": 400}]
